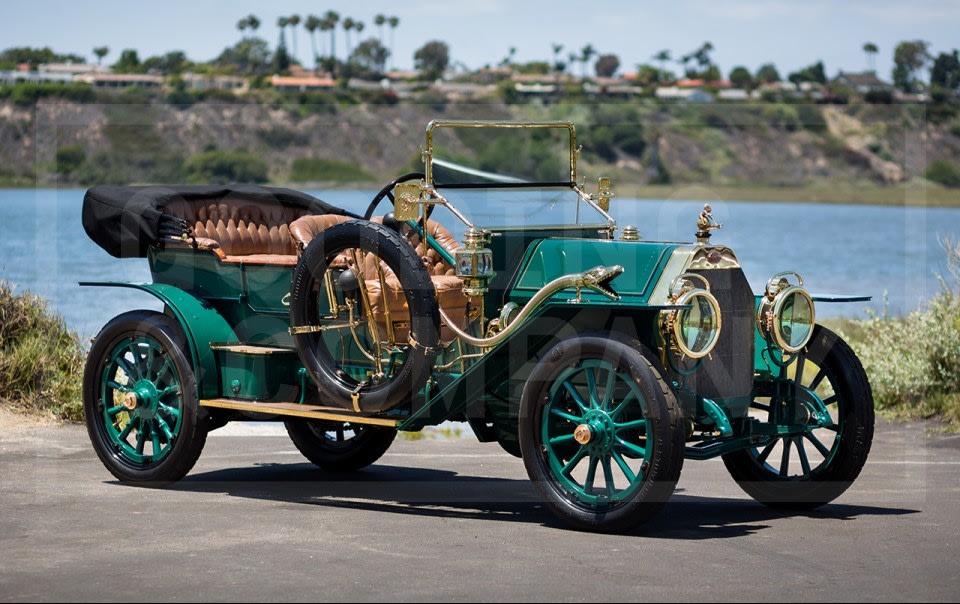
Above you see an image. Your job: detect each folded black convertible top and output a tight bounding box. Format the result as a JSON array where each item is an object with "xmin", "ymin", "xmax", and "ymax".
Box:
[{"xmin": 82, "ymin": 184, "xmax": 355, "ymax": 258}]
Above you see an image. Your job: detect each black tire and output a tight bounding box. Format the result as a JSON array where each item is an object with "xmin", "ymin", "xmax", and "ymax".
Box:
[
  {"xmin": 722, "ymin": 325, "xmax": 874, "ymax": 508},
  {"xmin": 519, "ymin": 336, "xmax": 685, "ymax": 533},
  {"xmin": 284, "ymin": 420, "xmax": 396, "ymax": 471},
  {"xmin": 83, "ymin": 310, "xmax": 208, "ymax": 484},
  {"xmin": 290, "ymin": 219, "xmax": 440, "ymax": 413}
]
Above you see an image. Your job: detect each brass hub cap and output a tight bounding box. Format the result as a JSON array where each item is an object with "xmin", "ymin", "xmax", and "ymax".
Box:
[
  {"xmin": 574, "ymin": 424, "xmax": 592, "ymax": 445},
  {"xmin": 122, "ymin": 392, "xmax": 139, "ymax": 410}
]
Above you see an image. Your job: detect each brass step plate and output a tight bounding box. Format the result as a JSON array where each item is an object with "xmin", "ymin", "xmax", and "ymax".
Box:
[{"xmin": 199, "ymin": 399, "xmax": 401, "ymax": 427}]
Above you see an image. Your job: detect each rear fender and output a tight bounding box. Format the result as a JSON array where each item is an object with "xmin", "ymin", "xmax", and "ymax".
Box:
[{"xmin": 79, "ymin": 282, "xmax": 238, "ymax": 399}]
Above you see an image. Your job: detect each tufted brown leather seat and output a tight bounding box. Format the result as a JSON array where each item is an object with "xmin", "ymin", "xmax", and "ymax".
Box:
[
  {"xmin": 164, "ymin": 197, "xmax": 320, "ymax": 265},
  {"xmin": 289, "ymin": 214, "xmax": 470, "ymax": 343}
]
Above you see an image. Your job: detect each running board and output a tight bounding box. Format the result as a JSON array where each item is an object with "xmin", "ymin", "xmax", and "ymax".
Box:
[{"xmin": 199, "ymin": 399, "xmax": 402, "ymax": 428}]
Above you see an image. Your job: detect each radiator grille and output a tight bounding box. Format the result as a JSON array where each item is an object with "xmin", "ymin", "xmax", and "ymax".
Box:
[{"xmin": 681, "ymin": 267, "xmax": 755, "ymax": 401}]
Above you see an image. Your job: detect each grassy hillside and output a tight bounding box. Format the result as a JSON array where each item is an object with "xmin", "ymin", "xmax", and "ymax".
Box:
[{"xmin": 1, "ymin": 98, "xmax": 958, "ymax": 204}]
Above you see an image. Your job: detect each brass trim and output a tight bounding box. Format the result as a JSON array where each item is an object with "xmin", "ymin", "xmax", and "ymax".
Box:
[
  {"xmin": 199, "ymin": 399, "xmax": 400, "ymax": 427},
  {"xmin": 424, "ymin": 120, "xmax": 577, "ymax": 185},
  {"xmin": 574, "ymin": 424, "xmax": 592, "ymax": 445},
  {"xmin": 209, "ymin": 343, "xmax": 297, "ymax": 355}
]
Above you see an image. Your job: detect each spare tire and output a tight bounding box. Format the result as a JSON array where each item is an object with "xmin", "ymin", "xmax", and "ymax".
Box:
[{"xmin": 290, "ymin": 219, "xmax": 440, "ymax": 413}]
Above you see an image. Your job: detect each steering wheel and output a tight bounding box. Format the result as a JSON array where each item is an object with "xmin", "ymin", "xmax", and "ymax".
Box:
[{"xmin": 362, "ymin": 172, "xmax": 427, "ymax": 221}]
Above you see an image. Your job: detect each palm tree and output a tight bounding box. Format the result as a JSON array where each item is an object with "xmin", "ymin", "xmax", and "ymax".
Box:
[
  {"xmin": 581, "ymin": 44, "xmax": 596, "ymax": 79},
  {"xmin": 342, "ymin": 17, "xmax": 355, "ymax": 61},
  {"xmin": 551, "ymin": 43, "xmax": 564, "ymax": 75},
  {"xmin": 305, "ymin": 15, "xmax": 321, "ymax": 73},
  {"xmin": 246, "ymin": 14, "xmax": 261, "ymax": 36},
  {"xmin": 863, "ymin": 42, "xmax": 879, "ymax": 73},
  {"xmin": 93, "ymin": 46, "xmax": 109, "ymax": 66},
  {"xmin": 236, "ymin": 17, "xmax": 249, "ymax": 40},
  {"xmin": 387, "ymin": 16, "xmax": 399, "ymax": 70},
  {"xmin": 324, "ymin": 11, "xmax": 341, "ymax": 64},
  {"xmin": 653, "ymin": 49, "xmax": 671, "ymax": 80},
  {"xmin": 374, "ymin": 14, "xmax": 386, "ymax": 45},
  {"xmin": 288, "ymin": 15, "xmax": 301, "ymax": 63},
  {"xmin": 277, "ymin": 16, "xmax": 289, "ymax": 50}
]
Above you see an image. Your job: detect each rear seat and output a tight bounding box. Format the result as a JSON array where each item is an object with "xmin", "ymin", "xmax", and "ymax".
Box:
[{"xmin": 164, "ymin": 197, "xmax": 322, "ymax": 266}]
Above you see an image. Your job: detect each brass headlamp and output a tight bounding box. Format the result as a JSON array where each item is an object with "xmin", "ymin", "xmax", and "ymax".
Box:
[
  {"xmin": 659, "ymin": 273, "xmax": 722, "ymax": 359},
  {"xmin": 757, "ymin": 271, "xmax": 815, "ymax": 354}
]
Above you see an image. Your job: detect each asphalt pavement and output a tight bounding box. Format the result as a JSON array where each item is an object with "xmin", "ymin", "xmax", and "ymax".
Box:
[{"xmin": 1, "ymin": 418, "xmax": 959, "ymax": 602}]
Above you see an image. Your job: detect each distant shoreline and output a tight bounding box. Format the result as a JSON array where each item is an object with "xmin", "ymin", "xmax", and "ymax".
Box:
[{"xmin": 3, "ymin": 182, "xmax": 957, "ymax": 208}]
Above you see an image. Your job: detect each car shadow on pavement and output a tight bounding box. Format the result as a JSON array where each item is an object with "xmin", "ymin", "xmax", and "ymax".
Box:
[{"xmin": 137, "ymin": 461, "xmax": 921, "ymax": 537}]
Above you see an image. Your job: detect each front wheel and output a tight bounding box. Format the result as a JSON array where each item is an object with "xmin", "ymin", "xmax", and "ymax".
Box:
[
  {"xmin": 285, "ymin": 419, "xmax": 396, "ymax": 472},
  {"xmin": 722, "ymin": 325, "xmax": 874, "ymax": 508},
  {"xmin": 520, "ymin": 336, "xmax": 685, "ymax": 533},
  {"xmin": 83, "ymin": 311, "xmax": 208, "ymax": 484}
]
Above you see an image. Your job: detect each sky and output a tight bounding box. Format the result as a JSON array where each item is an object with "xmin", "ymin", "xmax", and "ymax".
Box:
[{"xmin": 2, "ymin": 0, "xmax": 959, "ymax": 79}]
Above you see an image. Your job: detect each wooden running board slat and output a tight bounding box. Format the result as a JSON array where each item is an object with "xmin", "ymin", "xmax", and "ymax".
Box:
[{"xmin": 200, "ymin": 399, "xmax": 401, "ymax": 427}]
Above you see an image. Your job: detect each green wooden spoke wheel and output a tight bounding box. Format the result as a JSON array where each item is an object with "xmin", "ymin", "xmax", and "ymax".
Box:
[
  {"xmin": 520, "ymin": 336, "xmax": 685, "ymax": 533},
  {"xmin": 723, "ymin": 325, "xmax": 874, "ymax": 508},
  {"xmin": 83, "ymin": 311, "xmax": 208, "ymax": 484}
]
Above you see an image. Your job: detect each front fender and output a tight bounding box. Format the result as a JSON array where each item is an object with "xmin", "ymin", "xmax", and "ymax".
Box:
[{"xmin": 80, "ymin": 281, "xmax": 237, "ymax": 399}]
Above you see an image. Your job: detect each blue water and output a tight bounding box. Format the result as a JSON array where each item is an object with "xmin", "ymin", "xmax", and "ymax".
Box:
[{"xmin": 0, "ymin": 188, "xmax": 957, "ymax": 340}]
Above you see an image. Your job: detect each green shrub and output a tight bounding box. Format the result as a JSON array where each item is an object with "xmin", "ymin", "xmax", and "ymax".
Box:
[
  {"xmin": 184, "ymin": 149, "xmax": 269, "ymax": 184},
  {"xmin": 289, "ymin": 157, "xmax": 375, "ymax": 182},
  {"xmin": 926, "ymin": 160, "xmax": 960, "ymax": 188},
  {"xmin": 55, "ymin": 145, "xmax": 86, "ymax": 175},
  {"xmin": 0, "ymin": 82, "xmax": 95, "ymax": 105},
  {"xmin": 841, "ymin": 241, "xmax": 960, "ymax": 428},
  {"xmin": 0, "ymin": 282, "xmax": 84, "ymax": 421}
]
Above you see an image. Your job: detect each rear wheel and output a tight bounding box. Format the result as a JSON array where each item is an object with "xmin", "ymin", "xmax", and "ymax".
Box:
[
  {"xmin": 83, "ymin": 311, "xmax": 208, "ymax": 484},
  {"xmin": 722, "ymin": 325, "xmax": 874, "ymax": 507},
  {"xmin": 520, "ymin": 336, "xmax": 685, "ymax": 533},
  {"xmin": 284, "ymin": 419, "xmax": 396, "ymax": 471}
]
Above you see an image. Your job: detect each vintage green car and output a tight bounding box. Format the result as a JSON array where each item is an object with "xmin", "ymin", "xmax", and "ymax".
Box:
[{"xmin": 81, "ymin": 120, "xmax": 874, "ymax": 533}]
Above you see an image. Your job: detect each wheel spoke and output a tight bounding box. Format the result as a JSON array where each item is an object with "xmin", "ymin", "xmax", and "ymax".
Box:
[
  {"xmin": 795, "ymin": 354, "xmax": 806, "ymax": 384},
  {"xmin": 561, "ymin": 380, "xmax": 589, "ymax": 415},
  {"xmin": 106, "ymin": 380, "xmax": 130, "ymax": 393},
  {"xmin": 159, "ymin": 385, "xmax": 180, "ymax": 399},
  {"xmin": 822, "ymin": 394, "xmax": 839, "ymax": 406},
  {"xmin": 614, "ymin": 419, "xmax": 647, "ymax": 432},
  {"xmin": 796, "ymin": 437, "xmax": 812, "ymax": 475},
  {"xmin": 750, "ymin": 401, "xmax": 771, "ymax": 412},
  {"xmin": 608, "ymin": 390, "xmax": 636, "ymax": 421},
  {"xmin": 779, "ymin": 437, "xmax": 792, "ymax": 476},
  {"xmin": 585, "ymin": 366, "xmax": 599, "ymax": 408},
  {"xmin": 158, "ymin": 402, "xmax": 180, "ymax": 420},
  {"xmin": 151, "ymin": 423, "xmax": 162, "ymax": 459},
  {"xmin": 550, "ymin": 407, "xmax": 583, "ymax": 424},
  {"xmin": 549, "ymin": 433, "xmax": 577, "ymax": 446},
  {"xmin": 601, "ymin": 458, "xmax": 615, "ymax": 496},
  {"xmin": 615, "ymin": 437, "xmax": 647, "ymax": 458},
  {"xmin": 155, "ymin": 415, "xmax": 175, "ymax": 441},
  {"xmin": 127, "ymin": 342, "xmax": 146, "ymax": 378},
  {"xmin": 804, "ymin": 432, "xmax": 832, "ymax": 457},
  {"xmin": 756, "ymin": 440, "xmax": 777, "ymax": 465},
  {"xmin": 145, "ymin": 345, "xmax": 156, "ymax": 379},
  {"xmin": 612, "ymin": 450, "xmax": 637, "ymax": 483},
  {"xmin": 602, "ymin": 366, "xmax": 617, "ymax": 410},
  {"xmin": 156, "ymin": 358, "xmax": 175, "ymax": 387},
  {"xmin": 809, "ymin": 367, "xmax": 827, "ymax": 391},
  {"xmin": 336, "ymin": 427, "xmax": 345, "ymax": 442},
  {"xmin": 106, "ymin": 405, "xmax": 126, "ymax": 417},
  {"xmin": 115, "ymin": 356, "xmax": 138, "ymax": 382},
  {"xmin": 135, "ymin": 424, "xmax": 147, "ymax": 455},
  {"xmin": 117, "ymin": 416, "xmax": 139, "ymax": 440},
  {"xmin": 561, "ymin": 448, "xmax": 587, "ymax": 477},
  {"xmin": 583, "ymin": 457, "xmax": 598, "ymax": 494}
]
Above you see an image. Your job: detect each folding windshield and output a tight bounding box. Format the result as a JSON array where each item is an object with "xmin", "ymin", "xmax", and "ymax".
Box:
[
  {"xmin": 433, "ymin": 186, "xmax": 610, "ymax": 233},
  {"xmin": 425, "ymin": 121, "xmax": 577, "ymax": 187}
]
